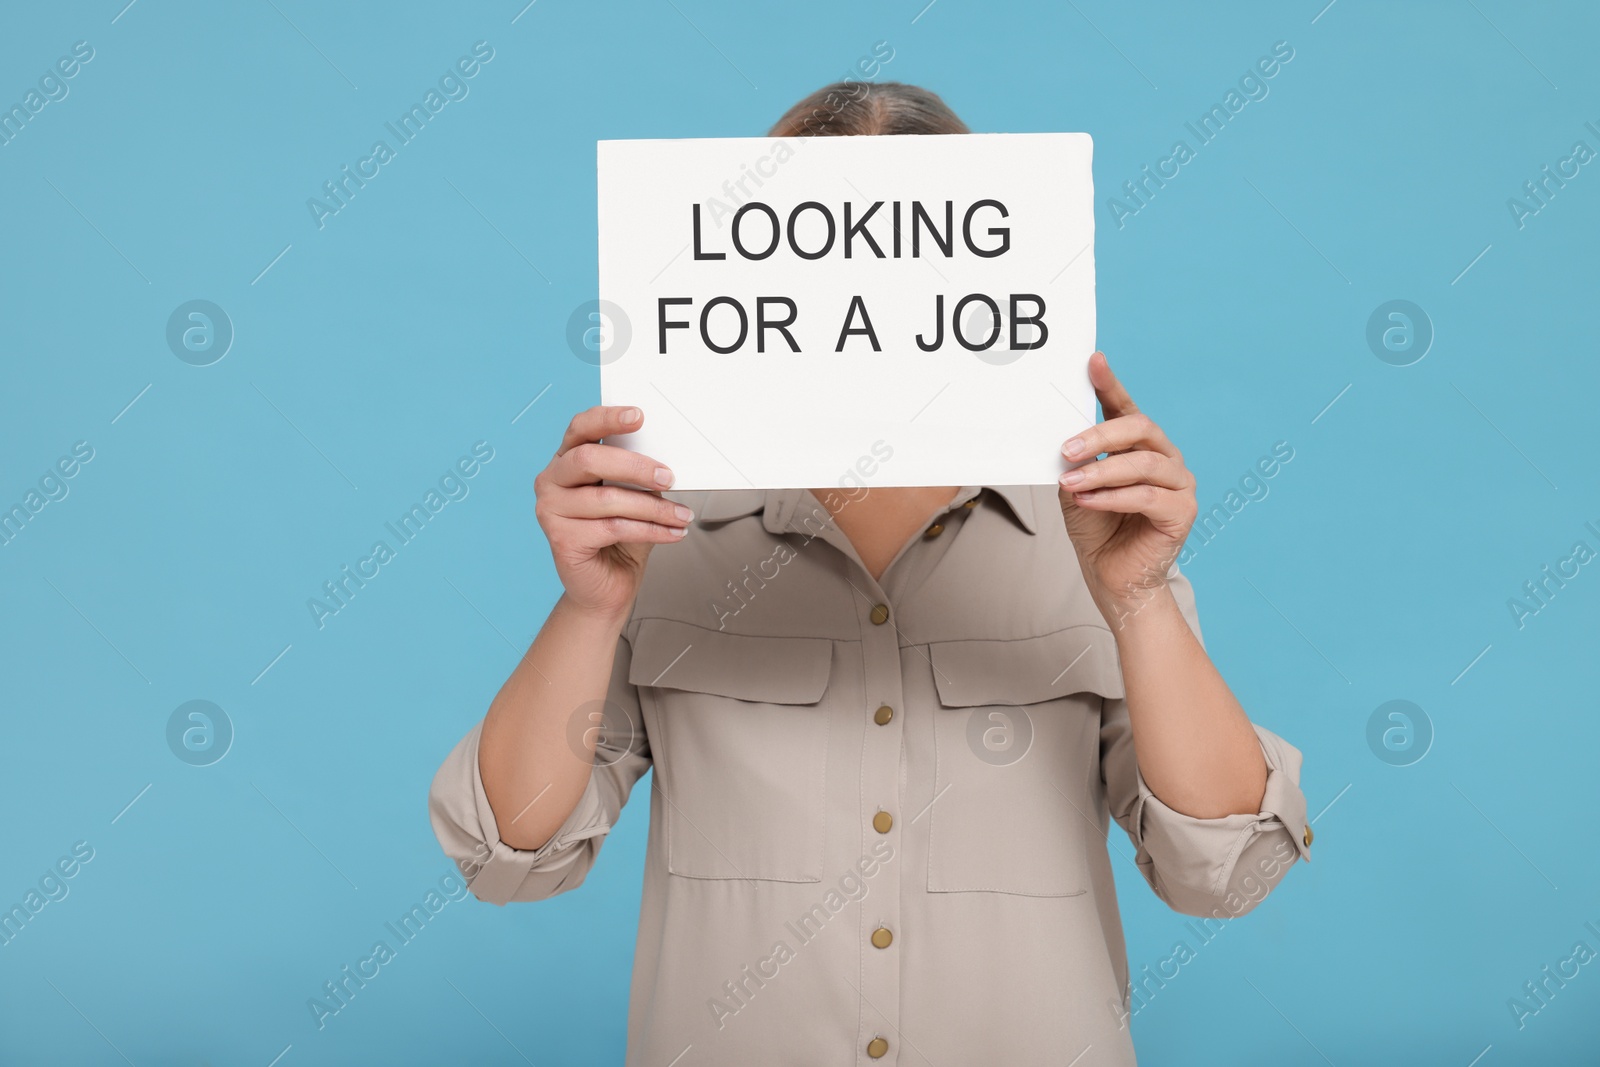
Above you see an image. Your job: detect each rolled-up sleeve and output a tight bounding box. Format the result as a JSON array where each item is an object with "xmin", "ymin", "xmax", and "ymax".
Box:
[
  {"xmin": 1104, "ymin": 707, "xmax": 1310, "ymax": 918},
  {"xmin": 1098, "ymin": 563, "xmax": 1311, "ymax": 918},
  {"xmin": 428, "ymin": 634, "xmax": 652, "ymax": 905}
]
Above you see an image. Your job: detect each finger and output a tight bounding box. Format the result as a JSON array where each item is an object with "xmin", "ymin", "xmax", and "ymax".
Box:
[
  {"xmin": 548, "ymin": 441, "xmax": 673, "ymax": 490},
  {"xmin": 557, "ymin": 485, "xmax": 695, "ymax": 527},
  {"xmin": 1063, "ymin": 412, "xmax": 1178, "ymax": 462},
  {"xmin": 553, "ymin": 514, "xmax": 688, "ymax": 551},
  {"xmin": 1059, "ymin": 450, "xmax": 1189, "ymax": 493},
  {"xmin": 1089, "ymin": 351, "xmax": 1140, "ymax": 421},
  {"xmin": 1067, "ymin": 484, "xmax": 1194, "ymax": 528},
  {"xmin": 557, "ymin": 405, "xmax": 644, "ymax": 457}
]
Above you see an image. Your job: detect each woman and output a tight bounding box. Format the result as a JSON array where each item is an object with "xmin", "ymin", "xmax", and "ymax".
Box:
[{"xmin": 431, "ymin": 82, "xmax": 1310, "ymax": 1066}]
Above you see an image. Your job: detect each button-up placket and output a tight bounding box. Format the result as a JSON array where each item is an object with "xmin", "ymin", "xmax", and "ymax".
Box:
[
  {"xmin": 759, "ymin": 490, "xmax": 907, "ymax": 1063},
  {"xmin": 756, "ymin": 485, "xmax": 1039, "ymax": 1065}
]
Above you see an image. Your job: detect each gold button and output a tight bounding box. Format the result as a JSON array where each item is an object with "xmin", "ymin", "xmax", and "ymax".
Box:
[
  {"xmin": 871, "ymin": 927, "xmax": 893, "ymax": 949},
  {"xmin": 963, "ymin": 497, "xmax": 979, "ymax": 508},
  {"xmin": 867, "ymin": 1037, "xmax": 889, "ymax": 1059},
  {"xmin": 872, "ymin": 811, "xmax": 893, "ymax": 834},
  {"xmin": 869, "ymin": 603, "xmax": 890, "ymax": 625},
  {"xmin": 873, "ymin": 705, "xmax": 894, "ymax": 726},
  {"xmin": 924, "ymin": 522, "xmax": 945, "ymax": 539},
  {"xmin": 1303, "ymin": 825, "xmax": 1314, "ymax": 848}
]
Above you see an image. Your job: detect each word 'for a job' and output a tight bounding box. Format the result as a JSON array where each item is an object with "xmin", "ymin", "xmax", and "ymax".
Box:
[{"xmin": 663, "ymin": 197, "xmax": 1047, "ymax": 355}]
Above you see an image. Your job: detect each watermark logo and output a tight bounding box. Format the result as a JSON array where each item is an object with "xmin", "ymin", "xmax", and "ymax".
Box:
[
  {"xmin": 707, "ymin": 440, "xmax": 893, "ymax": 631},
  {"xmin": 962, "ymin": 298, "xmax": 1044, "ymax": 366},
  {"xmin": 0, "ymin": 840, "xmax": 95, "ymax": 949},
  {"xmin": 1506, "ymin": 123, "xmax": 1598, "ymax": 230},
  {"xmin": 1110, "ymin": 837, "xmax": 1298, "ymax": 1029},
  {"xmin": 307, "ymin": 442, "xmax": 494, "ymax": 629},
  {"xmin": 1507, "ymin": 521, "xmax": 1598, "ymax": 630},
  {"xmin": 0, "ymin": 440, "xmax": 95, "ymax": 549},
  {"xmin": 166, "ymin": 300, "xmax": 233, "ymax": 366},
  {"xmin": 565, "ymin": 299, "xmax": 631, "ymax": 366},
  {"xmin": 1107, "ymin": 40, "xmax": 1296, "ymax": 229},
  {"xmin": 707, "ymin": 840, "xmax": 895, "ymax": 1030},
  {"xmin": 1178, "ymin": 440, "xmax": 1294, "ymax": 567},
  {"xmin": 965, "ymin": 706, "xmax": 1033, "ymax": 766},
  {"xmin": 306, "ymin": 42, "xmax": 496, "ymax": 230},
  {"xmin": 695, "ymin": 41, "xmax": 895, "ymax": 229},
  {"xmin": 565, "ymin": 698, "xmax": 644, "ymax": 769},
  {"xmin": 1507, "ymin": 919, "xmax": 1600, "ymax": 1031},
  {"xmin": 306, "ymin": 869, "xmax": 471, "ymax": 1030},
  {"xmin": 0, "ymin": 40, "xmax": 95, "ymax": 151},
  {"xmin": 1365, "ymin": 300, "xmax": 1432, "ymax": 367},
  {"xmin": 166, "ymin": 699, "xmax": 233, "ymax": 767},
  {"xmin": 1365, "ymin": 699, "xmax": 1432, "ymax": 767}
]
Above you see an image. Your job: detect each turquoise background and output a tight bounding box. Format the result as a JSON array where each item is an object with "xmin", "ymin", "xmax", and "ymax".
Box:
[{"xmin": 2, "ymin": 0, "xmax": 1597, "ymax": 1063}]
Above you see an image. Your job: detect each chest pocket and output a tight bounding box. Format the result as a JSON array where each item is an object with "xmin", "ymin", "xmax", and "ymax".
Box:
[
  {"xmin": 629, "ymin": 618, "xmax": 833, "ymax": 883},
  {"xmin": 925, "ymin": 626, "xmax": 1125, "ymax": 897}
]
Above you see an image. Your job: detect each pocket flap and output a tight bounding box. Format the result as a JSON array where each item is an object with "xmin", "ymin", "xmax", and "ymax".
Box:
[
  {"xmin": 628, "ymin": 618, "xmax": 832, "ymax": 704},
  {"xmin": 929, "ymin": 626, "xmax": 1124, "ymax": 704}
]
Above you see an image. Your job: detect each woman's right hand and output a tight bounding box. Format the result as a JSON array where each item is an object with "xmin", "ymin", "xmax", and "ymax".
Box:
[{"xmin": 534, "ymin": 405, "xmax": 692, "ymax": 622}]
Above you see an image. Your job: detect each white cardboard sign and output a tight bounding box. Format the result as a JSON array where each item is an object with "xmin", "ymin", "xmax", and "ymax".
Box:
[{"xmin": 596, "ymin": 132, "xmax": 1095, "ymax": 490}]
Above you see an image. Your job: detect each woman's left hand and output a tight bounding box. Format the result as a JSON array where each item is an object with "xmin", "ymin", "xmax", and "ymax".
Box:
[{"xmin": 1057, "ymin": 351, "xmax": 1198, "ymax": 625}]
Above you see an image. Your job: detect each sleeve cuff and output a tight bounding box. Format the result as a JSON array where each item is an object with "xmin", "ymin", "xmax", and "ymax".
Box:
[
  {"xmin": 433, "ymin": 720, "xmax": 611, "ymax": 905},
  {"xmin": 1132, "ymin": 722, "xmax": 1310, "ymax": 902},
  {"xmin": 1254, "ymin": 722, "xmax": 1312, "ymax": 862}
]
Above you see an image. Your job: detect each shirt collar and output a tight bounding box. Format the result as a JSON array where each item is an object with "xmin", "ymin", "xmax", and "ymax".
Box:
[{"xmin": 690, "ymin": 485, "xmax": 1038, "ymax": 536}]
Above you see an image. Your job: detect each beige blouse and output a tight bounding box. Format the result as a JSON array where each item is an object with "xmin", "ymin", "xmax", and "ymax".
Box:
[{"xmin": 430, "ymin": 484, "xmax": 1311, "ymax": 1066}]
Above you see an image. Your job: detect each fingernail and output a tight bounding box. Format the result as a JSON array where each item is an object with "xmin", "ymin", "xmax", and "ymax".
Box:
[
  {"xmin": 669, "ymin": 525, "xmax": 687, "ymax": 537},
  {"xmin": 654, "ymin": 467, "xmax": 674, "ymax": 488},
  {"xmin": 621, "ymin": 407, "xmax": 641, "ymax": 424},
  {"xmin": 674, "ymin": 505, "xmax": 694, "ymax": 522},
  {"xmin": 1064, "ymin": 438, "xmax": 1087, "ymax": 458},
  {"xmin": 1061, "ymin": 469, "xmax": 1085, "ymax": 486}
]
